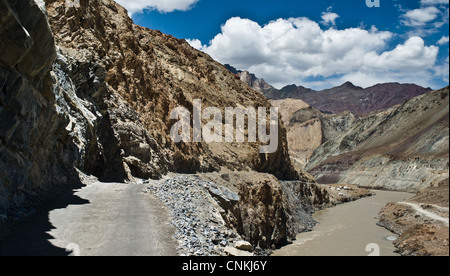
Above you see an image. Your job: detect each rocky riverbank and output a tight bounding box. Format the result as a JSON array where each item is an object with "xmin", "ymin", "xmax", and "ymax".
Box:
[{"xmin": 377, "ymin": 178, "xmax": 449, "ymax": 256}]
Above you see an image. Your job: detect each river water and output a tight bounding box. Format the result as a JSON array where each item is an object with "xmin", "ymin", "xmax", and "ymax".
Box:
[{"xmin": 273, "ymin": 190, "xmax": 414, "ymax": 256}]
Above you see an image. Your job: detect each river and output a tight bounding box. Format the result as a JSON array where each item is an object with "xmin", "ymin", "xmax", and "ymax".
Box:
[{"xmin": 273, "ymin": 190, "xmax": 414, "ymax": 256}]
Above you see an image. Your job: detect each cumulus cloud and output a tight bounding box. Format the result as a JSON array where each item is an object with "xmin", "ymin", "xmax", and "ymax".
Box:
[
  {"xmin": 364, "ymin": 37, "xmax": 438, "ymax": 71},
  {"xmin": 321, "ymin": 7, "xmax": 339, "ymax": 27},
  {"xmin": 115, "ymin": 0, "xmax": 199, "ymax": 14},
  {"xmin": 401, "ymin": 6, "xmax": 441, "ymax": 26},
  {"xmin": 399, "ymin": 0, "xmax": 449, "ymax": 37},
  {"xmin": 196, "ymin": 17, "xmax": 439, "ymax": 89}
]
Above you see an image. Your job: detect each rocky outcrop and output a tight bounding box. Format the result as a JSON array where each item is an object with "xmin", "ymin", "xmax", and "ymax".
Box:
[
  {"xmin": 199, "ymin": 171, "xmax": 314, "ymax": 250},
  {"xmin": 147, "ymin": 171, "xmax": 338, "ymax": 255},
  {"xmin": 44, "ymin": 0, "xmax": 299, "ymax": 180},
  {"xmin": 224, "ymin": 64, "xmax": 274, "ymax": 93}
]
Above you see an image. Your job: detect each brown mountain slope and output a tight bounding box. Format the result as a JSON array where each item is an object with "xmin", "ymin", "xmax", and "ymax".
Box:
[{"xmin": 44, "ymin": 0, "xmax": 299, "ymax": 180}]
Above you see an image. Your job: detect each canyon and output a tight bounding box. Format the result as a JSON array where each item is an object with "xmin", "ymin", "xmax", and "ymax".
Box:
[
  {"xmin": 0, "ymin": 0, "xmax": 448, "ymax": 256},
  {"xmin": 0, "ymin": 0, "xmax": 343, "ymax": 256}
]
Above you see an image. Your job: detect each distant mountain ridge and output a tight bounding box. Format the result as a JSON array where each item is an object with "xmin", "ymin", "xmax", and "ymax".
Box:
[
  {"xmin": 279, "ymin": 81, "xmax": 433, "ymax": 116},
  {"xmin": 225, "ymin": 65, "xmax": 432, "ymax": 116}
]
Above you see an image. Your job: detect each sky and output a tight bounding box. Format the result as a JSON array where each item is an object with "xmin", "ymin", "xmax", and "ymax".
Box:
[{"xmin": 115, "ymin": 0, "xmax": 449, "ymax": 90}]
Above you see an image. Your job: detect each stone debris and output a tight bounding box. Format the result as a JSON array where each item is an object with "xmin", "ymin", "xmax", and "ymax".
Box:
[{"xmin": 146, "ymin": 176, "xmax": 243, "ymax": 256}]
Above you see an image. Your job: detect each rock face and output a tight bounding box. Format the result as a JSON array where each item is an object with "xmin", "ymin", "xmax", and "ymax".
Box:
[
  {"xmin": 146, "ymin": 171, "xmax": 352, "ymax": 255},
  {"xmin": 225, "ymin": 64, "xmax": 274, "ymax": 93},
  {"xmin": 308, "ymin": 87, "xmax": 449, "ymax": 192},
  {"xmin": 0, "ymin": 0, "xmax": 74, "ymax": 213},
  {"xmin": 270, "ymin": 98, "xmax": 358, "ymax": 169},
  {"xmin": 0, "ymin": 0, "xmax": 299, "ymax": 211},
  {"xmin": 43, "ymin": 0, "xmax": 299, "ymax": 180}
]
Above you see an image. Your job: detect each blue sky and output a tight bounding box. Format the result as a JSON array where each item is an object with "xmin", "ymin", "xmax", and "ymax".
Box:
[{"xmin": 116, "ymin": 0, "xmax": 449, "ymax": 90}]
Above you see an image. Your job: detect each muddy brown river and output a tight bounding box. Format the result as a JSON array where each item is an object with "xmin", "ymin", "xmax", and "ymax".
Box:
[{"xmin": 273, "ymin": 190, "xmax": 414, "ymax": 256}]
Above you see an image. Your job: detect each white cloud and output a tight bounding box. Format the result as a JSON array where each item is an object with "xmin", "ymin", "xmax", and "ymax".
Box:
[
  {"xmin": 363, "ymin": 36, "xmax": 438, "ymax": 71},
  {"xmin": 401, "ymin": 6, "xmax": 441, "ymax": 26},
  {"xmin": 198, "ymin": 17, "xmax": 440, "ymax": 89},
  {"xmin": 399, "ymin": 0, "xmax": 449, "ymax": 38},
  {"xmin": 434, "ymin": 57, "xmax": 449, "ymax": 83},
  {"xmin": 186, "ymin": 38, "xmax": 204, "ymax": 50},
  {"xmin": 114, "ymin": 0, "xmax": 199, "ymax": 14},
  {"xmin": 321, "ymin": 12, "xmax": 340, "ymax": 27},
  {"xmin": 437, "ymin": 36, "xmax": 449, "ymax": 45}
]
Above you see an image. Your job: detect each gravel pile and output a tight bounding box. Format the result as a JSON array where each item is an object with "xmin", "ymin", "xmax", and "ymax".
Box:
[{"xmin": 146, "ymin": 175, "xmax": 242, "ymax": 256}]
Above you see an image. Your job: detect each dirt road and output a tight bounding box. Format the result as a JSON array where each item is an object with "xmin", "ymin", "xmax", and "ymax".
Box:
[
  {"xmin": 0, "ymin": 182, "xmax": 178, "ymax": 256},
  {"xmin": 398, "ymin": 202, "xmax": 449, "ymax": 226}
]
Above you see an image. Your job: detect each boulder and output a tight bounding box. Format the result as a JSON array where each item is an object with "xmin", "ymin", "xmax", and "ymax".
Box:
[
  {"xmin": 234, "ymin": 241, "xmax": 254, "ymax": 252},
  {"xmin": 224, "ymin": 246, "xmax": 253, "ymax": 257}
]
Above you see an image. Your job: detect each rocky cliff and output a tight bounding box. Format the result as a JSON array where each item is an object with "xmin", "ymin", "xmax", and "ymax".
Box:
[
  {"xmin": 270, "ymin": 98, "xmax": 358, "ymax": 169},
  {"xmin": 225, "ymin": 64, "xmax": 275, "ymax": 93},
  {"xmin": 45, "ymin": 0, "xmax": 301, "ymax": 180},
  {"xmin": 1, "ymin": 0, "xmax": 304, "ymax": 212},
  {"xmin": 0, "ymin": 0, "xmax": 75, "ymax": 214}
]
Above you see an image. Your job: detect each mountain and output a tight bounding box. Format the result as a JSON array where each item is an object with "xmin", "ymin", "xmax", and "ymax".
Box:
[
  {"xmin": 292, "ymin": 82, "xmax": 433, "ymax": 116},
  {"xmin": 308, "ymin": 87, "xmax": 449, "ymax": 191},
  {"xmin": 224, "ymin": 66, "xmax": 432, "ymax": 116},
  {"xmin": 267, "ymin": 81, "xmax": 433, "ymax": 116},
  {"xmin": 272, "ymin": 85, "xmax": 449, "ymax": 256}
]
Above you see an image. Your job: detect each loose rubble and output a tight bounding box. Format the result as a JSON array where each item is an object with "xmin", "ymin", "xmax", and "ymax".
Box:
[{"xmin": 146, "ymin": 175, "xmax": 247, "ymax": 256}]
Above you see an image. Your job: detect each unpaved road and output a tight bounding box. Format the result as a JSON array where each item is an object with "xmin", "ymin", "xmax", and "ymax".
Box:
[
  {"xmin": 398, "ymin": 202, "xmax": 449, "ymax": 226},
  {"xmin": 0, "ymin": 182, "xmax": 178, "ymax": 256}
]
